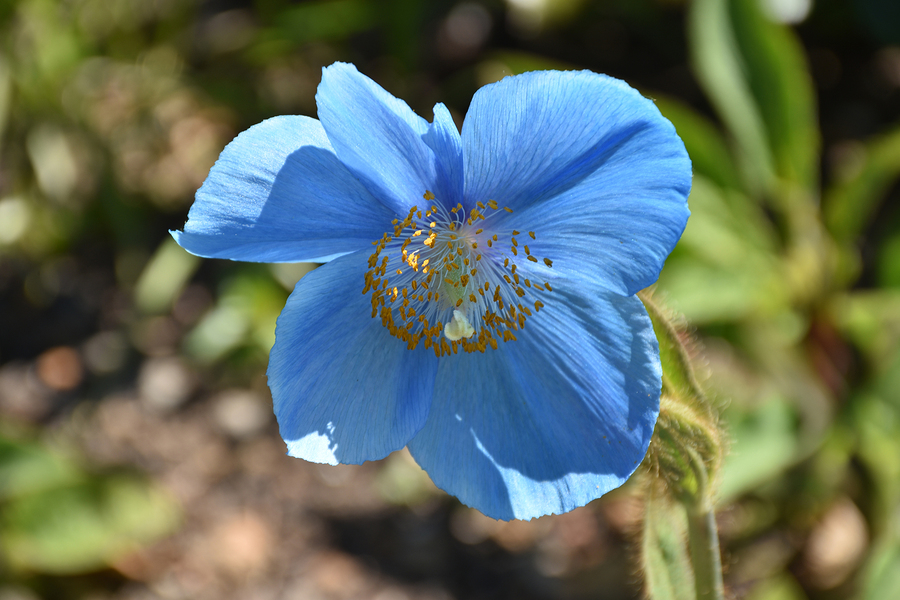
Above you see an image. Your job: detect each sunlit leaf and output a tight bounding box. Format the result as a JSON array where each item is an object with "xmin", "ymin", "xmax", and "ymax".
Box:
[
  {"xmin": 744, "ymin": 573, "xmax": 809, "ymax": 600},
  {"xmin": 824, "ymin": 124, "xmax": 900, "ymax": 243},
  {"xmin": 719, "ymin": 398, "xmax": 800, "ymax": 503},
  {"xmin": 184, "ymin": 268, "xmax": 288, "ymax": 362},
  {"xmin": 862, "ymin": 540, "xmax": 900, "ymax": 600},
  {"xmin": 689, "ymin": 0, "xmax": 776, "ymax": 198},
  {"xmin": 728, "ymin": 0, "xmax": 819, "ymax": 194},
  {"xmin": 829, "ymin": 290, "xmax": 900, "ymax": 366},
  {"xmin": 268, "ymin": 0, "xmax": 375, "ymax": 46},
  {"xmin": 656, "ymin": 177, "xmax": 785, "ymax": 323},
  {"xmin": 0, "ymin": 435, "xmax": 80, "ymax": 501},
  {"xmin": 1, "ymin": 474, "xmax": 180, "ymax": 574},
  {"xmin": 135, "ymin": 237, "xmax": 201, "ymax": 315},
  {"xmin": 853, "ymin": 394, "xmax": 900, "ymax": 530}
]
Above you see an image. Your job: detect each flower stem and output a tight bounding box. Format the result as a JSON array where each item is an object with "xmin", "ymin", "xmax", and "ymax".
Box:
[
  {"xmin": 687, "ymin": 497, "xmax": 725, "ymax": 600},
  {"xmin": 684, "ymin": 445, "xmax": 724, "ymax": 600}
]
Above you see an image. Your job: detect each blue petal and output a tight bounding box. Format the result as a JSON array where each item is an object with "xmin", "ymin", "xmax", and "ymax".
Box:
[
  {"xmin": 269, "ymin": 252, "xmax": 439, "ymax": 465},
  {"xmin": 172, "ymin": 116, "xmax": 394, "ymax": 263},
  {"xmin": 504, "ymin": 167, "xmax": 689, "ymax": 296},
  {"xmin": 461, "ymin": 70, "xmax": 690, "ymax": 295},
  {"xmin": 316, "ymin": 63, "xmax": 445, "ymax": 214},
  {"xmin": 407, "ymin": 281, "xmax": 660, "ymax": 521},
  {"xmin": 422, "ymin": 103, "xmax": 464, "ymax": 206}
]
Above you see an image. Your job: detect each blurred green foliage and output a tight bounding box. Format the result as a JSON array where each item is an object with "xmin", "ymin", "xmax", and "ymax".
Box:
[
  {"xmin": 0, "ymin": 0, "xmax": 899, "ymax": 599},
  {"xmin": 0, "ymin": 431, "xmax": 179, "ymax": 574}
]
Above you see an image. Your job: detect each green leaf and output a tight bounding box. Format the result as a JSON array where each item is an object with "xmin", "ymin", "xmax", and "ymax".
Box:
[
  {"xmin": 273, "ymin": 0, "xmax": 375, "ymax": 45},
  {"xmin": 657, "ymin": 261, "xmax": 784, "ymax": 324},
  {"xmin": 247, "ymin": 0, "xmax": 376, "ymax": 63},
  {"xmin": 1, "ymin": 474, "xmax": 180, "ymax": 574},
  {"xmin": 743, "ymin": 573, "xmax": 808, "ymax": 600},
  {"xmin": 135, "ymin": 237, "xmax": 201, "ymax": 315},
  {"xmin": 853, "ymin": 394, "xmax": 900, "ymax": 529},
  {"xmin": 862, "ymin": 541, "xmax": 900, "ymax": 600},
  {"xmin": 676, "ymin": 177, "xmax": 778, "ymax": 265},
  {"xmin": 655, "ymin": 176, "xmax": 786, "ymax": 324},
  {"xmin": 689, "ymin": 0, "xmax": 776, "ymax": 197},
  {"xmin": 643, "ymin": 484, "xmax": 697, "ymax": 600},
  {"xmin": 824, "ymin": 124, "xmax": 900, "ymax": 243},
  {"xmin": 728, "ymin": 0, "xmax": 819, "ymax": 194},
  {"xmin": 719, "ymin": 397, "xmax": 800, "ymax": 503},
  {"xmin": 184, "ymin": 268, "xmax": 288, "ymax": 362},
  {"xmin": 689, "ymin": 0, "xmax": 819, "ymax": 200},
  {"xmin": 0, "ymin": 435, "xmax": 80, "ymax": 501},
  {"xmin": 829, "ymin": 290, "xmax": 900, "ymax": 365}
]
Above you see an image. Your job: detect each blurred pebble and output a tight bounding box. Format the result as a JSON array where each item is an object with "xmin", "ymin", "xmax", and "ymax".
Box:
[
  {"xmin": 437, "ymin": 2, "xmax": 492, "ymax": 60},
  {"xmin": 172, "ymin": 283, "xmax": 213, "ymax": 326},
  {"xmin": 801, "ymin": 498, "xmax": 868, "ymax": 589},
  {"xmin": 449, "ymin": 507, "xmax": 498, "ymax": 545},
  {"xmin": 138, "ymin": 356, "xmax": 196, "ymax": 413},
  {"xmin": 552, "ymin": 507, "xmax": 603, "ymax": 551},
  {"xmin": 206, "ymin": 511, "xmax": 273, "ymax": 576},
  {"xmin": 238, "ymin": 437, "xmax": 290, "ymax": 477},
  {"xmin": 132, "ymin": 316, "xmax": 181, "ymax": 356},
  {"xmin": 877, "ymin": 47, "xmax": 900, "ymax": 88},
  {"xmin": 82, "ymin": 330, "xmax": 128, "ymax": 374},
  {"xmin": 197, "ymin": 9, "xmax": 256, "ymax": 56},
  {"xmin": 535, "ymin": 507, "xmax": 607, "ymax": 576},
  {"xmin": 316, "ymin": 463, "xmax": 355, "ymax": 486},
  {"xmin": 372, "ymin": 589, "xmax": 411, "ymax": 600},
  {"xmin": 213, "ymin": 389, "xmax": 270, "ymax": 440},
  {"xmin": 307, "ymin": 551, "xmax": 369, "ymax": 597},
  {"xmin": 0, "ymin": 361, "xmax": 53, "ymax": 421},
  {"xmin": 35, "ymin": 345, "xmax": 83, "ymax": 391},
  {"xmin": 280, "ymin": 580, "xmax": 327, "ymax": 600}
]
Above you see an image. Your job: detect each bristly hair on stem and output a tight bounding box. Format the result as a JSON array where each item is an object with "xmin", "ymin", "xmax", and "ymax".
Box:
[{"xmin": 638, "ymin": 290, "xmax": 726, "ymax": 600}]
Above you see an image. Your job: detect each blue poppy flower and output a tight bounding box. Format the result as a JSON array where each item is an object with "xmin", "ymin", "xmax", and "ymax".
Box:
[{"xmin": 172, "ymin": 62, "xmax": 690, "ymax": 520}]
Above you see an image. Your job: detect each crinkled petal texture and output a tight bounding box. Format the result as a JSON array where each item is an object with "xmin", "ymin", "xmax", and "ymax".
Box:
[
  {"xmin": 422, "ymin": 102, "xmax": 465, "ymax": 206},
  {"xmin": 172, "ymin": 115, "xmax": 393, "ymax": 263},
  {"xmin": 462, "ymin": 70, "xmax": 691, "ymax": 296},
  {"xmin": 316, "ymin": 63, "xmax": 463, "ymax": 216},
  {"xmin": 407, "ymin": 274, "xmax": 661, "ymax": 521},
  {"xmin": 269, "ymin": 252, "xmax": 439, "ymax": 465}
]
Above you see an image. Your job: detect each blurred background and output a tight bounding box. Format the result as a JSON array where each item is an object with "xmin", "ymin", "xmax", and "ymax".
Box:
[{"xmin": 1, "ymin": 0, "xmax": 899, "ymax": 599}]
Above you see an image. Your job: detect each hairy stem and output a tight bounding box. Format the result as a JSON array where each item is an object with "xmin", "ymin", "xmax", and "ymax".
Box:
[
  {"xmin": 681, "ymin": 444, "xmax": 725, "ymax": 600},
  {"xmin": 687, "ymin": 499, "xmax": 725, "ymax": 600}
]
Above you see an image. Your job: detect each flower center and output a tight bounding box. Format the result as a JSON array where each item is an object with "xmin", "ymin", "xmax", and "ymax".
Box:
[{"xmin": 363, "ymin": 191, "xmax": 554, "ymax": 357}]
